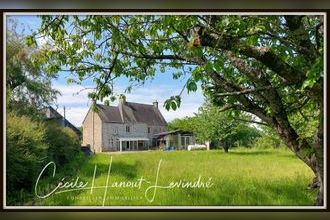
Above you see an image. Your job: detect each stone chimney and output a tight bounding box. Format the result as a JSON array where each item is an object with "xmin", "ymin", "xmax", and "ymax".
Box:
[
  {"xmin": 118, "ymin": 94, "xmax": 126, "ymax": 122},
  {"xmin": 153, "ymin": 100, "xmax": 158, "ymax": 109}
]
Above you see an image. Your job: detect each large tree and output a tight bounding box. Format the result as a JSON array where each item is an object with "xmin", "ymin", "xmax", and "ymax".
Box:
[
  {"xmin": 169, "ymin": 105, "xmax": 261, "ymax": 152},
  {"xmin": 6, "ymin": 20, "xmax": 59, "ymax": 115},
  {"xmin": 28, "ymin": 15, "xmax": 324, "ymax": 205}
]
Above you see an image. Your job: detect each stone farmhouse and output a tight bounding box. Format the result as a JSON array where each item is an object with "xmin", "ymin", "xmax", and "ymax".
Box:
[{"xmin": 82, "ymin": 96, "xmax": 167, "ymax": 152}]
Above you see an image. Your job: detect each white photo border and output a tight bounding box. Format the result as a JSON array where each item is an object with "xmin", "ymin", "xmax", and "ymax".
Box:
[{"xmin": 2, "ymin": 11, "xmax": 327, "ymax": 210}]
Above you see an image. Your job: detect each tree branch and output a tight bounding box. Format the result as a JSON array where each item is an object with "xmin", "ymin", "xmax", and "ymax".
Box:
[
  {"xmin": 234, "ymin": 118, "xmax": 269, "ymax": 126},
  {"xmin": 284, "ymin": 15, "xmax": 318, "ymax": 61},
  {"xmin": 195, "ymin": 27, "xmax": 306, "ymax": 85},
  {"xmin": 215, "ymin": 86, "xmax": 273, "ymax": 97},
  {"xmin": 96, "ymin": 52, "xmax": 119, "ymax": 99},
  {"xmin": 217, "ymin": 104, "xmax": 239, "ymax": 112}
]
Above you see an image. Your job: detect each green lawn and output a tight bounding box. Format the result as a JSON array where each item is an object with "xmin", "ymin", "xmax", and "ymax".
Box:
[{"xmin": 33, "ymin": 148, "xmax": 315, "ymax": 206}]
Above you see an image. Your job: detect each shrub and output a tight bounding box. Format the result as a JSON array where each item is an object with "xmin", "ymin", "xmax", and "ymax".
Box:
[
  {"xmin": 6, "ymin": 112, "xmax": 83, "ymax": 205},
  {"xmin": 6, "ymin": 113, "xmax": 48, "ymax": 204},
  {"xmin": 254, "ymin": 134, "xmax": 285, "ymax": 149},
  {"xmin": 45, "ymin": 121, "xmax": 81, "ymax": 166}
]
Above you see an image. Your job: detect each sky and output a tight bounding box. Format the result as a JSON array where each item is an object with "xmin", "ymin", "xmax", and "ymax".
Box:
[{"xmin": 8, "ymin": 15, "xmax": 205, "ymax": 127}]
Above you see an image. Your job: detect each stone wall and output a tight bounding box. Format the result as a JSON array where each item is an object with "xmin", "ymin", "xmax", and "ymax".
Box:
[
  {"xmin": 82, "ymin": 109, "xmax": 103, "ymax": 152},
  {"xmin": 102, "ymin": 123, "xmax": 167, "ymax": 151}
]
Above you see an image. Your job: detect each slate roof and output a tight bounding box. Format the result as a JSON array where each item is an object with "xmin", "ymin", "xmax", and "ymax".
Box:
[
  {"xmin": 95, "ymin": 101, "xmax": 167, "ymax": 126},
  {"xmin": 97, "ymin": 105, "xmax": 122, "ymax": 123},
  {"xmin": 44, "ymin": 106, "xmax": 82, "ymax": 136}
]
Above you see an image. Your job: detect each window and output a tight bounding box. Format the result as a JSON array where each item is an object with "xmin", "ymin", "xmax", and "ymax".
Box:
[
  {"xmin": 148, "ymin": 127, "xmax": 151, "ymax": 134},
  {"xmin": 181, "ymin": 136, "xmax": 191, "ymax": 148},
  {"xmin": 115, "ymin": 139, "xmax": 119, "ymax": 150},
  {"xmin": 126, "ymin": 141, "xmax": 129, "ymax": 149},
  {"xmin": 109, "ymin": 137, "xmax": 114, "ymax": 147},
  {"xmin": 138, "ymin": 141, "xmax": 144, "ymax": 148},
  {"xmin": 126, "ymin": 125, "xmax": 130, "ymax": 133},
  {"xmin": 112, "ymin": 127, "xmax": 118, "ymax": 134},
  {"xmin": 181, "ymin": 137, "xmax": 185, "ymax": 146}
]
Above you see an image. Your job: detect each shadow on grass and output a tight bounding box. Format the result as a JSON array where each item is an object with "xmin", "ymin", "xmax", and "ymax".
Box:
[
  {"xmin": 229, "ymin": 150, "xmax": 298, "ymax": 160},
  {"xmin": 228, "ymin": 151, "xmax": 274, "ymax": 156},
  {"xmin": 280, "ymin": 154, "xmax": 297, "ymax": 159}
]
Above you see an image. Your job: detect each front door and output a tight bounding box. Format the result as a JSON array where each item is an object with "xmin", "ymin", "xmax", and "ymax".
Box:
[{"xmin": 124, "ymin": 141, "xmax": 130, "ymax": 151}]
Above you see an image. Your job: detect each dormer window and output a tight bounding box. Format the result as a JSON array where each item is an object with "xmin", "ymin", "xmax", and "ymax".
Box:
[{"xmin": 126, "ymin": 125, "xmax": 130, "ymax": 133}]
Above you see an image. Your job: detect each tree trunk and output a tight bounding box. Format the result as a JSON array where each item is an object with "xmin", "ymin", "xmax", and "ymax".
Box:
[
  {"xmin": 314, "ymin": 162, "xmax": 324, "ymax": 206},
  {"xmin": 223, "ymin": 144, "xmax": 229, "ymax": 153},
  {"xmin": 275, "ymin": 114, "xmax": 324, "ymax": 206},
  {"xmin": 314, "ymin": 98, "xmax": 324, "ymax": 206},
  {"xmin": 307, "ymin": 147, "xmax": 324, "ymax": 206}
]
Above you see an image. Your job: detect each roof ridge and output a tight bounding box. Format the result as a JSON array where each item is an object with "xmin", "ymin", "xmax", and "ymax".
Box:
[
  {"xmin": 97, "ymin": 103, "xmax": 117, "ymax": 108},
  {"xmin": 125, "ymin": 101, "xmax": 154, "ymax": 106},
  {"xmin": 93, "ymin": 101, "xmax": 167, "ymax": 126},
  {"xmin": 97, "ymin": 101, "xmax": 156, "ymax": 107}
]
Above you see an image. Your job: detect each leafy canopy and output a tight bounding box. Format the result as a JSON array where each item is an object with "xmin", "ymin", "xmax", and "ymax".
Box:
[
  {"xmin": 7, "ymin": 19, "xmax": 59, "ymax": 112},
  {"xmin": 28, "ymin": 15, "xmax": 322, "ymax": 113},
  {"xmin": 27, "ymin": 15, "xmax": 323, "ymax": 152},
  {"xmin": 169, "ymin": 104, "xmax": 260, "ymax": 149}
]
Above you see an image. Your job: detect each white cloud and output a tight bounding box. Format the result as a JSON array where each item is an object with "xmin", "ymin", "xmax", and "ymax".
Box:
[
  {"xmin": 53, "ymin": 83, "xmax": 93, "ymax": 107},
  {"xmin": 52, "ymin": 83, "xmax": 204, "ymax": 127},
  {"xmin": 52, "ymin": 83, "xmax": 93, "ymax": 126}
]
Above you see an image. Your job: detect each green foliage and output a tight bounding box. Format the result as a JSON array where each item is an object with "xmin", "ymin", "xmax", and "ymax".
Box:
[
  {"xmin": 168, "ymin": 103, "xmax": 260, "ymax": 151},
  {"xmin": 287, "ymin": 100, "xmax": 319, "ymax": 142},
  {"xmin": 164, "ymin": 95, "xmax": 181, "ymax": 111},
  {"xmin": 28, "ymin": 15, "xmax": 323, "ymax": 126},
  {"xmin": 254, "ymin": 134, "xmax": 285, "ymax": 150},
  {"xmin": 24, "ymin": 35, "xmax": 37, "ymax": 47},
  {"xmin": 45, "ymin": 121, "xmax": 81, "ymax": 166},
  {"xmin": 6, "ymin": 112, "xmax": 83, "ymax": 205},
  {"xmin": 186, "ymin": 79, "xmax": 198, "ymax": 93},
  {"xmin": 301, "ymin": 56, "xmax": 323, "ymax": 90},
  {"xmin": 233, "ymin": 123, "xmax": 262, "ymax": 148},
  {"xmin": 168, "ymin": 117, "xmax": 193, "ymax": 132},
  {"xmin": 6, "ymin": 112, "xmax": 48, "ymax": 204},
  {"xmin": 6, "ymin": 20, "xmax": 59, "ymax": 109},
  {"xmin": 254, "ymin": 124, "xmax": 288, "ymax": 150},
  {"xmin": 9, "ymin": 100, "xmax": 47, "ymax": 120},
  {"xmin": 26, "ymin": 17, "xmax": 322, "ymax": 150},
  {"xmin": 6, "ymin": 20, "xmax": 83, "ymax": 206}
]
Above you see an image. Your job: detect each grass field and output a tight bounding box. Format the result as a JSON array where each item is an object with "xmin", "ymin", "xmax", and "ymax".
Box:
[{"xmin": 33, "ymin": 148, "xmax": 315, "ymax": 206}]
